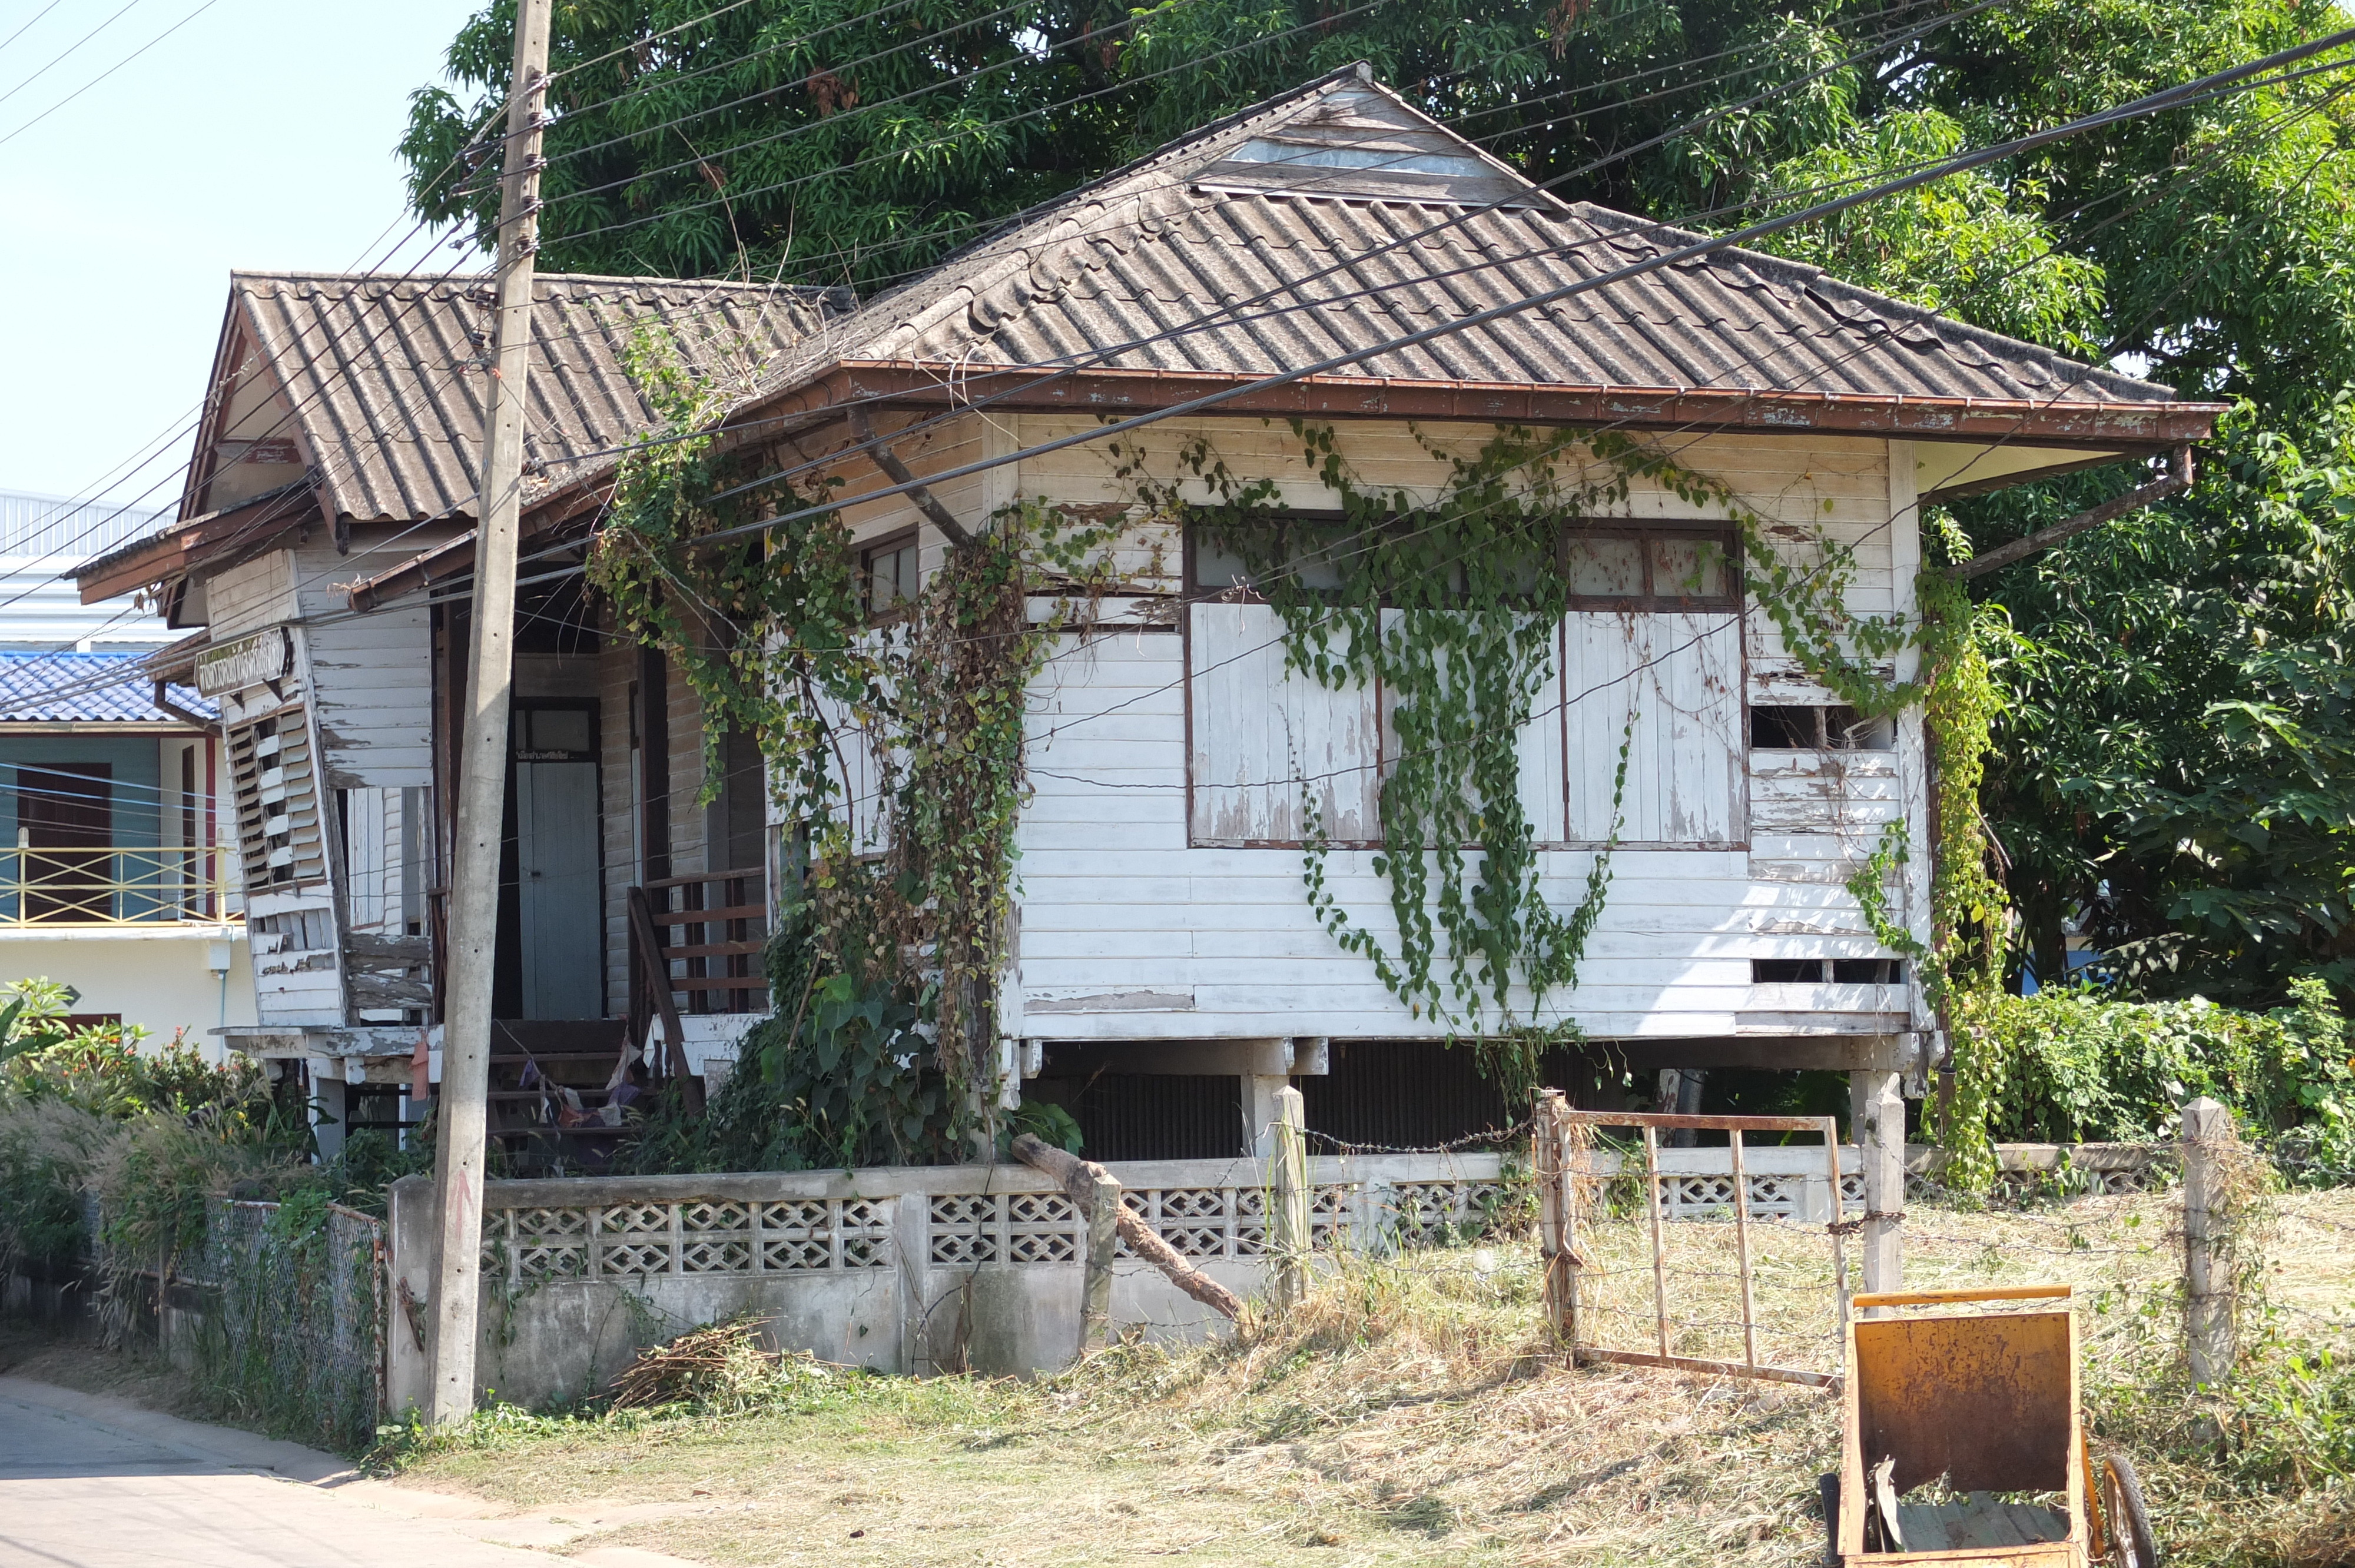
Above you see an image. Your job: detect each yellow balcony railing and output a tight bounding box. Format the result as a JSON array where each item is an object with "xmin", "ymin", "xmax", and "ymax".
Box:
[{"xmin": 0, "ymin": 846, "xmax": 240, "ymax": 927}]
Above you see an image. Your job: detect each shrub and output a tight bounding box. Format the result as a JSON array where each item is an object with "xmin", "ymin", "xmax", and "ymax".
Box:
[{"xmin": 1978, "ymin": 978, "xmax": 2354, "ymax": 1162}]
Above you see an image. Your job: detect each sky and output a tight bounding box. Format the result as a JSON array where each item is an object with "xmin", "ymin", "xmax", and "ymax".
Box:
[{"xmin": 0, "ymin": 0, "xmax": 487, "ymax": 509}]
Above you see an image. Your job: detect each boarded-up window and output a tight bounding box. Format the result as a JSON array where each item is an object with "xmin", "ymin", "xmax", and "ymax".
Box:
[
  {"xmin": 228, "ymin": 707, "xmax": 328, "ymax": 888},
  {"xmin": 1561, "ymin": 610, "xmax": 1743, "ymax": 846},
  {"xmin": 1188, "ymin": 602, "xmax": 1379, "ymax": 846}
]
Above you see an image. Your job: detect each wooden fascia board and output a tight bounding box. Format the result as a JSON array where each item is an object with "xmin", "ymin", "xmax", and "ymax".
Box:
[
  {"xmin": 827, "ymin": 361, "xmax": 2225, "ymax": 450},
  {"xmin": 75, "ymin": 486, "xmax": 324, "ymax": 604},
  {"xmin": 344, "ymin": 486, "xmax": 609, "ymax": 610},
  {"xmin": 181, "ymin": 290, "xmax": 252, "ymax": 523}
]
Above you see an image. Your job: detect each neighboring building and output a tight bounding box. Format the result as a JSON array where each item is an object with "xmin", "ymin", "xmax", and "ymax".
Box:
[
  {"xmin": 0, "ymin": 491, "xmax": 248, "ymax": 1048},
  {"xmin": 76, "ymin": 68, "xmax": 2225, "ymax": 1161}
]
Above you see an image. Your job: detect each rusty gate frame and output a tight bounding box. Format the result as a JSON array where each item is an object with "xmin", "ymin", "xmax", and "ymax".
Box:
[{"xmin": 1534, "ymin": 1091, "xmax": 1849, "ymax": 1390}]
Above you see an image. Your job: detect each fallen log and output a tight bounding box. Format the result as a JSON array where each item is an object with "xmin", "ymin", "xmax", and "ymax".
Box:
[{"xmin": 1010, "ymin": 1133, "xmax": 1243, "ymax": 1320}]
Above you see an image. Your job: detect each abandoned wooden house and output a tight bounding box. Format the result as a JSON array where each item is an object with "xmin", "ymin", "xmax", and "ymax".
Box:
[
  {"xmin": 73, "ymin": 270, "xmax": 853, "ymax": 1156},
  {"xmin": 80, "ymin": 66, "xmax": 2221, "ymax": 1164}
]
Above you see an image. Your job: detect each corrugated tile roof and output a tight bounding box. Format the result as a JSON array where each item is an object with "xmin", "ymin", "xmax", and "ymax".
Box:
[
  {"xmin": 0, "ymin": 651, "xmax": 214, "ymax": 725},
  {"xmin": 233, "ymin": 273, "xmax": 855, "ymax": 525},
  {"xmin": 747, "ymin": 65, "xmax": 2181, "ymax": 412}
]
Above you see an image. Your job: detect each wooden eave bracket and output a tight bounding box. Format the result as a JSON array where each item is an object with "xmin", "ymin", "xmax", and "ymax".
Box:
[
  {"xmin": 1952, "ymin": 445, "xmax": 2194, "ymax": 580},
  {"xmin": 846, "ymin": 404, "xmax": 974, "ymax": 548}
]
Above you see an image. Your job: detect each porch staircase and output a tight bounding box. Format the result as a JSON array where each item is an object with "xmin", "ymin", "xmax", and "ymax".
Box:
[{"xmin": 486, "ymin": 1019, "xmax": 635, "ymax": 1175}]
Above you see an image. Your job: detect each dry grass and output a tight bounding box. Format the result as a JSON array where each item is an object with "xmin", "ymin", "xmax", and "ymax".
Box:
[{"xmin": 369, "ymin": 1190, "xmax": 2355, "ymax": 1566}]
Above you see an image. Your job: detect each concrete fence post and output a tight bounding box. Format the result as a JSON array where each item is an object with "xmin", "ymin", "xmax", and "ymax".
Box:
[
  {"xmin": 1271, "ymin": 1087, "xmax": 1309, "ymax": 1309},
  {"xmin": 2181, "ymin": 1096, "xmax": 2237, "ymax": 1384},
  {"xmin": 1859, "ymin": 1072, "xmax": 1905, "ymax": 1297},
  {"xmin": 1079, "ymin": 1171, "xmax": 1121, "ymax": 1356}
]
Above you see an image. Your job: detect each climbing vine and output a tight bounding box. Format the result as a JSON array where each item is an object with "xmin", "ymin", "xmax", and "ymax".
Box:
[
  {"xmin": 599, "ymin": 342, "xmax": 2006, "ymax": 1165},
  {"xmin": 1112, "ymin": 422, "xmax": 1660, "ymax": 1097},
  {"xmin": 593, "ymin": 331, "xmax": 1120, "ymax": 1158},
  {"xmin": 1841, "ymin": 518, "xmax": 2011, "ymax": 1188}
]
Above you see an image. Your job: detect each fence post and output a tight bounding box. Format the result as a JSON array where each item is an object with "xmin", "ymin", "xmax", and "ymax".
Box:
[
  {"xmin": 1079, "ymin": 1171, "xmax": 1121, "ymax": 1356},
  {"xmin": 1858, "ymin": 1072, "xmax": 1905, "ymax": 1297},
  {"xmin": 1534, "ymin": 1089, "xmax": 1576, "ymax": 1348},
  {"xmin": 1271, "ymin": 1086, "xmax": 1309, "ymax": 1308},
  {"xmin": 2182, "ymin": 1097, "xmax": 2237, "ymax": 1385}
]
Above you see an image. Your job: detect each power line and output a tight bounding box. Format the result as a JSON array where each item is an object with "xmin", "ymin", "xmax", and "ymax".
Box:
[
  {"xmin": 0, "ymin": 0, "xmax": 228, "ymax": 150},
  {"xmin": 0, "ymin": 0, "xmax": 145, "ymax": 108}
]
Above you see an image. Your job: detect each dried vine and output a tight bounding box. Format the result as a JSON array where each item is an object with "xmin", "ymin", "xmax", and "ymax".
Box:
[{"xmin": 593, "ymin": 332, "xmax": 1117, "ymax": 1158}]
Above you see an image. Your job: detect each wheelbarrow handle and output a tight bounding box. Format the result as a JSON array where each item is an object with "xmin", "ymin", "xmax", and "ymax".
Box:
[{"xmin": 1851, "ymin": 1284, "xmax": 2072, "ymax": 1308}]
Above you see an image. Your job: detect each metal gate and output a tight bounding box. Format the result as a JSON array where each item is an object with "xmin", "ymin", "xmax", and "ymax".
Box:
[{"xmin": 1534, "ymin": 1093, "xmax": 1850, "ymax": 1388}]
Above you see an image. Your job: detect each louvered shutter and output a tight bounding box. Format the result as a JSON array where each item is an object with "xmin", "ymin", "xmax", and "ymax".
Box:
[{"xmin": 228, "ymin": 708, "xmax": 329, "ymax": 888}]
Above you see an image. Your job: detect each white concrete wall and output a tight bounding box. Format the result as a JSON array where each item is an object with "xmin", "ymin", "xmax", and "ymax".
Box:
[{"xmin": 0, "ymin": 930, "xmax": 254, "ymax": 1057}]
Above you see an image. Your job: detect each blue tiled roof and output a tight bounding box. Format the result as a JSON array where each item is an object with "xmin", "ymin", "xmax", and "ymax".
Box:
[{"xmin": 0, "ymin": 652, "xmax": 215, "ymax": 725}]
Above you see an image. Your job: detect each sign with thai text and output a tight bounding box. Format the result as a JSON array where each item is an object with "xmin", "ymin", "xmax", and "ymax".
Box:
[{"xmin": 194, "ymin": 629, "xmax": 290, "ymax": 697}]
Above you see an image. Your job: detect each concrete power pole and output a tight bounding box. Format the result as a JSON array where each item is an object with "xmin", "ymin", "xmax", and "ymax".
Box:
[{"xmin": 426, "ymin": 0, "xmax": 553, "ymax": 1427}]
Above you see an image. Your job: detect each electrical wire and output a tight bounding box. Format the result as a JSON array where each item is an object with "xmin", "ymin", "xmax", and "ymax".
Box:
[{"xmin": 0, "ymin": 0, "xmax": 228, "ymax": 150}]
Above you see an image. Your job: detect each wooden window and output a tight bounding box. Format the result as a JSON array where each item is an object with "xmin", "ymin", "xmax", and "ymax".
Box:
[
  {"xmin": 1750, "ymin": 957, "xmax": 1905, "ymax": 984},
  {"xmin": 227, "ymin": 708, "xmax": 327, "ymax": 889},
  {"xmin": 860, "ymin": 530, "xmax": 920, "ymax": 617},
  {"xmin": 1563, "ymin": 525, "xmax": 1740, "ymax": 611}
]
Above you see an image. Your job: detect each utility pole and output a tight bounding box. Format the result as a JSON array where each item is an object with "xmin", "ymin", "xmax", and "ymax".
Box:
[{"xmin": 426, "ymin": 0, "xmax": 552, "ymax": 1427}]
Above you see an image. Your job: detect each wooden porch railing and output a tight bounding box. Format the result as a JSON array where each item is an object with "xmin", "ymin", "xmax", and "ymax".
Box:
[{"xmin": 626, "ymin": 865, "xmax": 768, "ymax": 1111}]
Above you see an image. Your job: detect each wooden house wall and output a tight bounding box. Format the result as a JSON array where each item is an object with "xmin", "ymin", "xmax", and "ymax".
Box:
[{"xmin": 986, "ymin": 416, "xmax": 1928, "ymax": 1044}]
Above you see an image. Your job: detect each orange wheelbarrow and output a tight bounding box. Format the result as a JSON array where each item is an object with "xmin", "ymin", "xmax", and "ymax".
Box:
[{"xmin": 1823, "ymin": 1284, "xmax": 2158, "ymax": 1566}]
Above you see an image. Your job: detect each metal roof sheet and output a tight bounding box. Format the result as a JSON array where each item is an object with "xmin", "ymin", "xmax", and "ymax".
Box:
[
  {"xmin": 745, "ymin": 66, "xmax": 2181, "ymax": 414},
  {"xmin": 0, "ymin": 650, "xmax": 214, "ymax": 725},
  {"xmin": 231, "ymin": 273, "xmax": 855, "ymax": 525}
]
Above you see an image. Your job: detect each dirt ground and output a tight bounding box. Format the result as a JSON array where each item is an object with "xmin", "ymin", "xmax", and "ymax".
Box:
[
  {"xmin": 8, "ymin": 1188, "xmax": 2348, "ymax": 1566},
  {"xmin": 365, "ymin": 1188, "xmax": 2355, "ymax": 1568}
]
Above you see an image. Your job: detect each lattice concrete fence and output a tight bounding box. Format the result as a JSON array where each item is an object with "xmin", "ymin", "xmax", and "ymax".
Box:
[
  {"xmin": 377, "ymin": 1138, "xmax": 2178, "ymax": 1413},
  {"xmin": 385, "ymin": 1152, "xmax": 1517, "ymax": 1410}
]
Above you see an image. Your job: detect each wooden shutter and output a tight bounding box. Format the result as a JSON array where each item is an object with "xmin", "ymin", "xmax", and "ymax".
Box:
[
  {"xmin": 1561, "ymin": 610, "xmax": 1743, "ymax": 847},
  {"xmin": 1188, "ymin": 602, "xmax": 1381, "ymax": 846},
  {"xmin": 228, "ymin": 708, "xmax": 328, "ymax": 888}
]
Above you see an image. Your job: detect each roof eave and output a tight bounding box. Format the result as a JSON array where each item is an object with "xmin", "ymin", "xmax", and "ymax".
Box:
[
  {"xmin": 488, "ymin": 360, "xmax": 2221, "ymax": 580},
  {"xmin": 75, "ymin": 479, "xmax": 324, "ymax": 604}
]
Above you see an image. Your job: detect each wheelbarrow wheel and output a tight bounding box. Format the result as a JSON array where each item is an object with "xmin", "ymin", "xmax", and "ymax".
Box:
[
  {"xmin": 2098, "ymin": 1450, "xmax": 2159, "ymax": 1567},
  {"xmin": 1818, "ymin": 1473, "xmax": 1839, "ymax": 1566}
]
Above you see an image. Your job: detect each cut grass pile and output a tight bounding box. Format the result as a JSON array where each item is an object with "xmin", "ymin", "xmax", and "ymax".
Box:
[{"xmin": 370, "ymin": 1188, "xmax": 2355, "ymax": 1567}]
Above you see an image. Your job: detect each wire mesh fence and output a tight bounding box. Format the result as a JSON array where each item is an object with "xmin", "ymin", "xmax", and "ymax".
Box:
[{"xmin": 189, "ymin": 1199, "xmax": 384, "ymax": 1453}]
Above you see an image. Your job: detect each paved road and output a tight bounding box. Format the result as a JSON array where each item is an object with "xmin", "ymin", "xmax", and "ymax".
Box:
[{"xmin": 0, "ymin": 1377, "xmax": 693, "ymax": 1568}]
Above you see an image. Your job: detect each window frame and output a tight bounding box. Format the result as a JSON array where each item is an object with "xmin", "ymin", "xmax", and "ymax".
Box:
[
  {"xmin": 1186, "ymin": 514, "xmax": 1743, "ymax": 613},
  {"xmin": 857, "ymin": 527, "xmax": 923, "ymax": 623}
]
